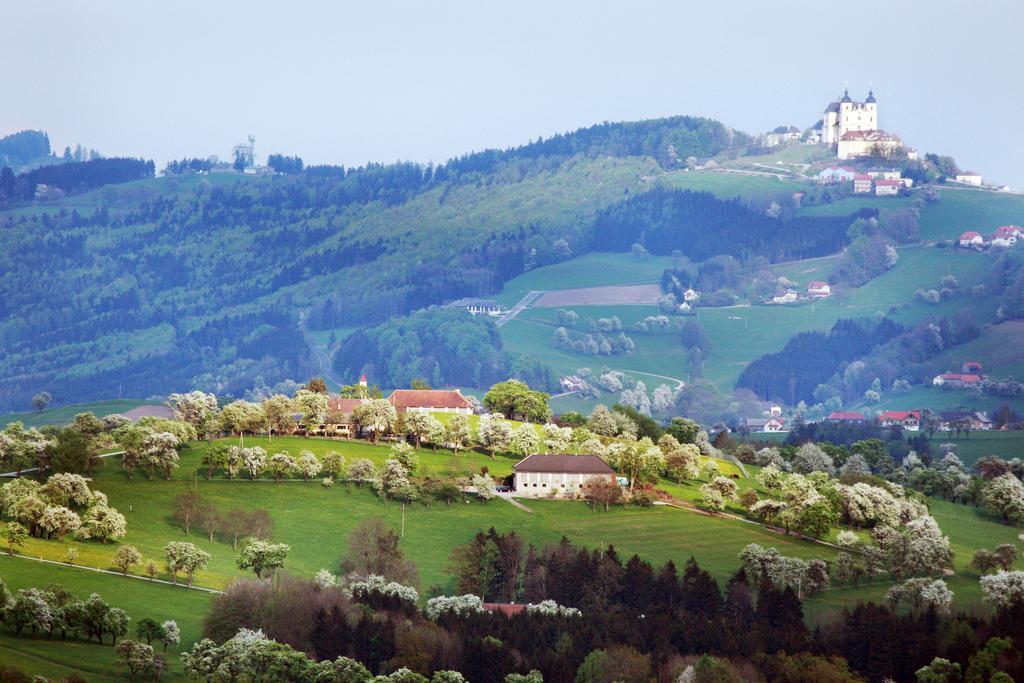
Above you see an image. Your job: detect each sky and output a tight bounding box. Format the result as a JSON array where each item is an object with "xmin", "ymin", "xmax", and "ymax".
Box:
[{"xmin": 3, "ymin": 0, "xmax": 1023, "ymax": 187}]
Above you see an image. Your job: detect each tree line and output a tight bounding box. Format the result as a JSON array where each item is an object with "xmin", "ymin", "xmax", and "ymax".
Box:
[
  {"xmin": 589, "ymin": 187, "xmax": 858, "ymax": 262},
  {"xmin": 0, "ymin": 157, "xmax": 154, "ymax": 203}
]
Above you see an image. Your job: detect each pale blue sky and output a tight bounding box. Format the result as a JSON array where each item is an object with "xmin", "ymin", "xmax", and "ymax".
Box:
[{"xmin": 3, "ymin": 0, "xmax": 1022, "ymax": 187}]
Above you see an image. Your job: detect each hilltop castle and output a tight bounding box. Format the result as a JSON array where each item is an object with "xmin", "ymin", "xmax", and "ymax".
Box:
[{"xmin": 815, "ymin": 89, "xmax": 905, "ymax": 160}]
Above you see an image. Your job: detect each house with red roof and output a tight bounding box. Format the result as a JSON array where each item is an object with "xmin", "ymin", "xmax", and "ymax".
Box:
[
  {"xmin": 481, "ymin": 603, "xmax": 527, "ymax": 617},
  {"xmin": 879, "ymin": 410, "xmax": 921, "ymax": 431},
  {"xmin": 874, "ymin": 179, "xmax": 902, "ymax": 196},
  {"xmin": 853, "ymin": 175, "xmax": 873, "ymax": 194},
  {"xmin": 933, "ymin": 373, "xmax": 982, "ymax": 388},
  {"xmin": 961, "ymin": 361, "xmax": 983, "ymax": 373},
  {"xmin": 807, "ymin": 281, "xmax": 832, "ymax": 298},
  {"xmin": 388, "ymin": 389, "xmax": 473, "ymax": 415},
  {"xmin": 992, "ymin": 225, "xmax": 1022, "ymax": 247},
  {"xmin": 959, "ymin": 231, "xmax": 984, "ymax": 248},
  {"xmin": 744, "ymin": 417, "xmax": 787, "ymax": 433},
  {"xmin": 817, "ymin": 165, "xmax": 858, "ymax": 184},
  {"xmin": 827, "ymin": 411, "xmax": 866, "ymax": 423}
]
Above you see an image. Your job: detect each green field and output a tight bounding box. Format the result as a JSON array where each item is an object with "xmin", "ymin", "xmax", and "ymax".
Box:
[
  {"xmin": 496, "ymin": 252, "xmax": 675, "ymax": 307},
  {"xmin": 498, "ymin": 241, "xmax": 1000, "ymax": 412},
  {"xmin": 799, "ymin": 185, "xmax": 1024, "ymax": 242},
  {"xmin": 0, "ymin": 399, "xmax": 156, "ymax": 429},
  {"xmin": 925, "ymin": 321, "xmax": 1024, "ymax": 380},
  {"xmin": 3, "ymin": 432, "xmax": 1023, "ymax": 678},
  {"xmin": 0, "ymin": 558, "xmax": 212, "ymax": 681}
]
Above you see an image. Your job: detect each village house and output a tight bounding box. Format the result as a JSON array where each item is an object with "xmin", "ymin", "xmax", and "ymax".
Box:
[
  {"xmin": 324, "ymin": 396, "xmax": 367, "ymax": 437},
  {"xmin": 807, "ymin": 281, "xmax": 832, "ymax": 298},
  {"xmin": 959, "ymin": 231, "xmax": 985, "ymax": 248},
  {"xmin": 446, "ymin": 297, "xmax": 505, "ymax": 316},
  {"xmin": 955, "ymin": 172, "xmax": 983, "ymax": 186},
  {"xmin": 771, "ymin": 289, "xmax": 799, "ymax": 304},
  {"xmin": 827, "ymin": 410, "xmax": 866, "ymax": 423},
  {"xmin": 388, "ymin": 389, "xmax": 474, "ymax": 414},
  {"xmin": 874, "ymin": 179, "xmax": 902, "ymax": 196},
  {"xmin": 853, "ymin": 175, "xmax": 873, "ymax": 194},
  {"xmin": 769, "ymin": 403, "xmax": 783, "ymax": 417},
  {"xmin": 867, "ymin": 169, "xmax": 902, "ymax": 181},
  {"xmin": 961, "ymin": 361, "xmax": 983, "ymax": 374},
  {"xmin": 816, "ymin": 165, "xmax": 858, "ymax": 184},
  {"xmin": 879, "ymin": 410, "xmax": 921, "ymax": 431},
  {"xmin": 512, "ymin": 454, "xmax": 617, "ymax": 498},
  {"xmin": 683, "ymin": 288, "xmax": 700, "ymax": 303},
  {"xmin": 932, "ymin": 372, "xmax": 982, "ymax": 388},
  {"xmin": 939, "ymin": 411, "xmax": 994, "ymax": 432},
  {"xmin": 992, "ymin": 225, "xmax": 1022, "ymax": 247},
  {"xmin": 744, "ymin": 416, "xmax": 787, "ymax": 433},
  {"xmin": 838, "ymin": 129, "xmax": 903, "ymax": 160}
]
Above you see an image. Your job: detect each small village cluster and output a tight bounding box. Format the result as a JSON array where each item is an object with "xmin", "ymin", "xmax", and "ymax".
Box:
[
  {"xmin": 768, "ymin": 280, "xmax": 831, "ymax": 305},
  {"xmin": 743, "ymin": 402, "xmax": 995, "ymax": 434},
  {"xmin": 958, "ymin": 224, "xmax": 1023, "ymax": 250},
  {"xmin": 816, "ymin": 165, "xmax": 912, "ymax": 196}
]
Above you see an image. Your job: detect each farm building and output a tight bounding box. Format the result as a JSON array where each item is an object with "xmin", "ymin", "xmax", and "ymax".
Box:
[
  {"xmin": 932, "ymin": 373, "xmax": 982, "ymax": 388},
  {"xmin": 447, "ymin": 297, "xmax": 504, "ymax": 316},
  {"xmin": 513, "ymin": 454, "xmax": 617, "ymax": 498},
  {"xmin": 388, "ymin": 389, "xmax": 473, "ymax": 414},
  {"xmin": 961, "ymin": 361, "xmax": 983, "ymax": 373},
  {"xmin": 992, "ymin": 225, "xmax": 1022, "ymax": 247},
  {"xmin": 959, "ymin": 231, "xmax": 985, "ymax": 248},
  {"xmin": 744, "ymin": 417, "xmax": 787, "ymax": 433},
  {"xmin": 827, "ymin": 411, "xmax": 866, "ymax": 423},
  {"xmin": 807, "ymin": 281, "xmax": 832, "ymax": 298},
  {"xmin": 324, "ymin": 397, "xmax": 367, "ymax": 437},
  {"xmin": 955, "ymin": 173, "xmax": 983, "ymax": 186},
  {"xmin": 939, "ymin": 411, "xmax": 993, "ymax": 431},
  {"xmin": 874, "ymin": 179, "xmax": 902, "ymax": 196},
  {"xmin": 817, "ymin": 165, "xmax": 858, "ymax": 184},
  {"xmin": 879, "ymin": 410, "xmax": 921, "ymax": 431},
  {"xmin": 853, "ymin": 175, "xmax": 873, "ymax": 194}
]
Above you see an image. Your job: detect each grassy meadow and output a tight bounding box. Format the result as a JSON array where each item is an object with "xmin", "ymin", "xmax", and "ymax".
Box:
[{"xmin": 3, "ymin": 431, "xmax": 1024, "ymax": 678}]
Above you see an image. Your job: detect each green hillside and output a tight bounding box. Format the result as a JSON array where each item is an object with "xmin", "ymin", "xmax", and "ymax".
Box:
[{"xmin": 1, "ymin": 431, "xmax": 1021, "ymax": 679}]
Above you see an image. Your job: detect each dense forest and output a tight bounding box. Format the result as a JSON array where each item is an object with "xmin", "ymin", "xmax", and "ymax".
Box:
[
  {"xmin": 0, "ymin": 157, "xmax": 154, "ymax": 202},
  {"xmin": 334, "ymin": 308, "xmax": 555, "ymax": 390},
  {"xmin": 590, "ymin": 187, "xmax": 859, "ymax": 262},
  {"xmin": 0, "ymin": 130, "xmax": 50, "ymax": 168},
  {"xmin": 736, "ymin": 317, "xmax": 904, "ymax": 404}
]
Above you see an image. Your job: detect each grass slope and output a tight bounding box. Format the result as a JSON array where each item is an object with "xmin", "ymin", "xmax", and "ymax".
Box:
[
  {"xmin": 0, "ymin": 399, "xmax": 156, "ymax": 429},
  {"xmin": 3, "ymin": 433, "xmax": 1022, "ymax": 678}
]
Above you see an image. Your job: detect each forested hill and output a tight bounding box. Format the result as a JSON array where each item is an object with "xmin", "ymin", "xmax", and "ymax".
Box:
[{"xmin": 0, "ymin": 114, "xmax": 829, "ymax": 411}]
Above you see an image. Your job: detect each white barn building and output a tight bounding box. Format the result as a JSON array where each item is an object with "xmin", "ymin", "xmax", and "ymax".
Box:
[{"xmin": 513, "ymin": 454, "xmax": 617, "ymax": 498}]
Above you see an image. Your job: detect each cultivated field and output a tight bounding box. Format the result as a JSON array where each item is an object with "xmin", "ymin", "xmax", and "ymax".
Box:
[{"xmin": 533, "ymin": 283, "xmax": 663, "ymax": 307}]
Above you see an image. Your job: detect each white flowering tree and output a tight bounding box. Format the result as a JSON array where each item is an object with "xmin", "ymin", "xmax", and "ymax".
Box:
[
  {"xmin": 424, "ymin": 594, "xmax": 486, "ymax": 620},
  {"xmin": 268, "ymin": 452, "xmax": 296, "ymax": 481},
  {"xmin": 980, "ymin": 570, "xmax": 1024, "ymax": 610},
  {"xmin": 542, "ymin": 423, "xmax": 572, "ymax": 453},
  {"xmin": 792, "ymin": 443, "xmax": 835, "ymax": 475},
  {"xmin": 241, "ymin": 446, "xmax": 268, "ymax": 479},
  {"xmin": 444, "ymin": 415, "xmax": 473, "ymax": 453},
  {"xmin": 168, "ymin": 391, "xmax": 219, "ymax": 439},
  {"xmin": 983, "ymin": 473, "xmax": 1024, "ymax": 524},
  {"xmin": 353, "ymin": 399, "xmax": 397, "ymax": 443},
  {"xmin": 510, "ymin": 423, "xmax": 540, "ymax": 456},
  {"xmin": 294, "ymin": 390, "xmax": 329, "ymax": 431},
  {"xmin": 478, "ymin": 414, "xmax": 513, "ymax": 456},
  {"xmin": 294, "ymin": 451, "xmax": 322, "ymax": 480},
  {"xmin": 472, "ymin": 474, "xmax": 497, "ymax": 501}
]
